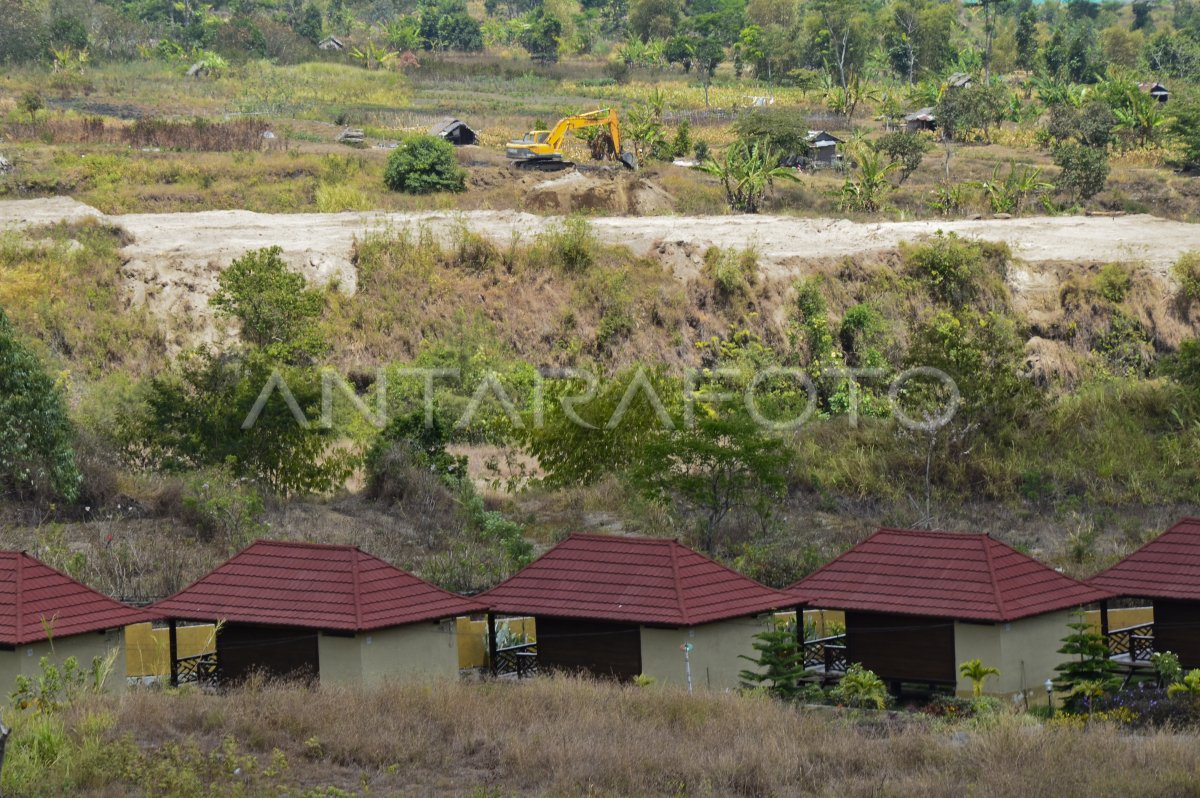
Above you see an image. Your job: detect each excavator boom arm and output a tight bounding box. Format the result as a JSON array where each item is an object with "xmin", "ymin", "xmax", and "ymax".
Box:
[{"xmin": 545, "ymin": 109, "xmax": 621, "ymax": 154}]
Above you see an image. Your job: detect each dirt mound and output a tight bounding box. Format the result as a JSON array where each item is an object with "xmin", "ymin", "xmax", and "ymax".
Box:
[{"xmin": 525, "ymin": 170, "xmax": 675, "ymax": 215}]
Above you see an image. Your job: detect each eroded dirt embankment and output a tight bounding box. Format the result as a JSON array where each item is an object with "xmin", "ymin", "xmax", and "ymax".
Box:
[{"xmin": 3, "ymin": 197, "xmax": 1199, "ymax": 350}]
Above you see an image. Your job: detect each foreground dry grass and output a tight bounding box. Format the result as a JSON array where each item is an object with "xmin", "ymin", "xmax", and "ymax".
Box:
[{"xmin": 17, "ymin": 675, "xmax": 1199, "ymax": 797}]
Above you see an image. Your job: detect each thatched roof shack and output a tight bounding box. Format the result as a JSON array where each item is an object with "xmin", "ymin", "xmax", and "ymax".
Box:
[{"xmin": 430, "ymin": 118, "xmax": 478, "ymax": 146}]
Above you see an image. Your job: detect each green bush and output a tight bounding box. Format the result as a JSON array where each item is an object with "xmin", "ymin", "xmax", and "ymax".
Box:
[
  {"xmin": 703, "ymin": 246, "xmax": 758, "ymax": 299},
  {"xmin": 902, "ymin": 233, "xmax": 1010, "ymax": 307},
  {"xmin": 535, "ymin": 215, "xmax": 598, "ymax": 273},
  {"xmin": 383, "ymin": 134, "xmax": 467, "ymax": 195},
  {"xmin": 0, "ymin": 307, "xmax": 80, "ymax": 503},
  {"xmin": 1173, "ymin": 252, "xmax": 1200, "ymax": 302},
  {"xmin": 831, "ymin": 663, "xmax": 889, "ymax": 710},
  {"xmin": 178, "ymin": 466, "xmax": 268, "ymax": 550},
  {"xmin": 1094, "ymin": 263, "xmax": 1132, "ymax": 304}
]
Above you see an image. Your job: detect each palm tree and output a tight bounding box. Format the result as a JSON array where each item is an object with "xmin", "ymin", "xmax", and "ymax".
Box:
[
  {"xmin": 698, "ymin": 140, "xmax": 799, "ymax": 213},
  {"xmin": 959, "ymin": 659, "xmax": 1000, "ymax": 697}
]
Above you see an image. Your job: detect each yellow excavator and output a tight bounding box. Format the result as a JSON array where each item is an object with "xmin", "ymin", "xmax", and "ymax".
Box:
[{"xmin": 506, "ymin": 108, "xmax": 638, "ymax": 171}]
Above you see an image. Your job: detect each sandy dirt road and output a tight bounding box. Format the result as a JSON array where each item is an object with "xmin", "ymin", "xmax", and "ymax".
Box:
[{"xmin": 3, "ymin": 197, "xmax": 1199, "ymax": 343}]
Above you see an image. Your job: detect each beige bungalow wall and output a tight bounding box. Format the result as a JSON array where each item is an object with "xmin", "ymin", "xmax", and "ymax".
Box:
[
  {"xmin": 317, "ymin": 620, "xmax": 461, "ymax": 686},
  {"xmin": 953, "ymin": 609, "xmax": 1076, "ymax": 698},
  {"xmin": 639, "ymin": 615, "xmax": 774, "ymax": 691},
  {"xmin": 0, "ymin": 630, "xmax": 126, "ymax": 695}
]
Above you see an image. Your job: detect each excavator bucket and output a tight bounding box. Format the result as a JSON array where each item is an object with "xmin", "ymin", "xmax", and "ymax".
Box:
[{"xmin": 618, "ymin": 151, "xmax": 638, "ymax": 171}]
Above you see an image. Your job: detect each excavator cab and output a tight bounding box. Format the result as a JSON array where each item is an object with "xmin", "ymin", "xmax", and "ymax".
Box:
[{"xmin": 506, "ymin": 109, "xmax": 637, "ymax": 171}]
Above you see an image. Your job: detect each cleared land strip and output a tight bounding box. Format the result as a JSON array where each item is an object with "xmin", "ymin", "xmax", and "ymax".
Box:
[{"xmin": 3, "ymin": 199, "xmax": 1199, "ymax": 347}]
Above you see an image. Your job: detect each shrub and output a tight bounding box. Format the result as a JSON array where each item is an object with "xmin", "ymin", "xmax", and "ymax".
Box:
[
  {"xmin": 702, "ymin": 246, "xmax": 758, "ymax": 299},
  {"xmin": 732, "ymin": 108, "xmax": 812, "ymax": 159},
  {"xmin": 831, "ymin": 664, "xmax": 889, "ymax": 710},
  {"xmin": 902, "ymin": 233, "xmax": 1009, "ymax": 307},
  {"xmin": 0, "ymin": 308, "xmax": 80, "ymax": 503},
  {"xmin": 210, "ymin": 246, "xmax": 327, "ymax": 363},
  {"xmin": 535, "ymin": 215, "xmax": 597, "ymax": 273},
  {"xmin": 1173, "ymin": 252, "xmax": 1200, "ymax": 302},
  {"xmin": 178, "ymin": 466, "xmax": 268, "ymax": 550},
  {"xmin": 1094, "ymin": 263, "xmax": 1132, "ymax": 304},
  {"xmin": 383, "ymin": 134, "xmax": 466, "ymax": 195}
]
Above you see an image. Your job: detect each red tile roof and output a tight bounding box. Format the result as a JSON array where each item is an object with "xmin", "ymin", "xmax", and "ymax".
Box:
[
  {"xmin": 1089, "ymin": 518, "xmax": 1200, "ymax": 602},
  {"xmin": 0, "ymin": 551, "xmax": 149, "ymax": 645},
  {"xmin": 788, "ymin": 528, "xmax": 1108, "ymax": 622},
  {"xmin": 477, "ymin": 533, "xmax": 795, "ymax": 626},
  {"xmin": 152, "ymin": 541, "xmax": 485, "ymax": 631}
]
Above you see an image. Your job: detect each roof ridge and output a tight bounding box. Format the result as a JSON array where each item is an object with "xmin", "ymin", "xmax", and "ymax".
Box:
[
  {"xmin": 350, "ymin": 548, "xmax": 364, "ymax": 631},
  {"xmin": 252, "ymin": 539, "xmax": 359, "ymax": 552},
  {"xmin": 667, "ymin": 540, "xmax": 691, "ymax": 626},
  {"xmin": 14, "ymin": 552, "xmax": 24, "ymax": 645},
  {"xmin": 980, "ymin": 535, "xmax": 1008, "ymax": 620}
]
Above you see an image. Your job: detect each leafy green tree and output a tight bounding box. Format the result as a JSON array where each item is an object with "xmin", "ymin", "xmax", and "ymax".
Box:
[
  {"xmin": 699, "ymin": 139, "xmax": 799, "ymax": 213},
  {"xmin": 517, "ymin": 367, "xmax": 681, "ymax": 487},
  {"xmin": 937, "ymin": 82, "xmax": 1009, "ymax": 142},
  {"xmin": 1132, "ymin": 1, "xmax": 1153, "ymax": 31},
  {"xmin": 384, "ymin": 134, "xmax": 467, "ymax": 195},
  {"xmin": 211, "ymin": 246, "xmax": 327, "ymax": 364},
  {"xmin": 733, "ymin": 108, "xmax": 812, "ymax": 158},
  {"xmin": 1052, "ymin": 142, "xmax": 1109, "ymax": 202},
  {"xmin": 142, "ymin": 349, "xmax": 354, "ymax": 496},
  {"xmin": 629, "ymin": 0, "xmax": 681, "ymax": 41},
  {"xmin": 1015, "ymin": 6, "xmax": 1039, "ymax": 70},
  {"xmin": 634, "ymin": 399, "xmax": 789, "ymax": 555},
  {"xmin": 18, "ymin": 91, "xmax": 43, "ymax": 123},
  {"xmin": 1169, "ymin": 98, "xmax": 1200, "ymax": 171},
  {"xmin": 886, "ymin": 0, "xmax": 957, "ymax": 84},
  {"xmin": 873, "ymin": 131, "xmax": 929, "ymax": 185},
  {"xmin": 364, "ymin": 410, "xmax": 468, "ymax": 498},
  {"xmin": 0, "ymin": 308, "xmax": 80, "ymax": 502},
  {"xmin": 1052, "ymin": 615, "xmax": 1118, "ymax": 710},
  {"xmin": 739, "ymin": 624, "xmax": 810, "ymax": 699},
  {"xmin": 418, "ymin": 0, "xmax": 484, "ymax": 51},
  {"xmin": 519, "ymin": 7, "xmax": 562, "ymax": 62},
  {"xmin": 294, "ymin": 3, "xmax": 324, "ymax": 43}
]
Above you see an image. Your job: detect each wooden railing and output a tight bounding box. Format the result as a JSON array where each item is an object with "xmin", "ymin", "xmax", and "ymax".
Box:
[
  {"xmin": 803, "ymin": 634, "xmax": 848, "ymax": 674},
  {"xmin": 1106, "ymin": 622, "xmax": 1155, "ymax": 662},
  {"xmin": 493, "ymin": 643, "xmax": 538, "ymax": 679},
  {"xmin": 176, "ymin": 652, "xmax": 220, "ymax": 687}
]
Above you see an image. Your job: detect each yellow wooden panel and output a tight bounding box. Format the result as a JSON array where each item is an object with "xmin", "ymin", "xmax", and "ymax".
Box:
[{"xmin": 124, "ymin": 622, "xmax": 218, "ymax": 677}]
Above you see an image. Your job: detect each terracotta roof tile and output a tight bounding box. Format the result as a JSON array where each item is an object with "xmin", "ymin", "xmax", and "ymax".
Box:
[
  {"xmin": 477, "ymin": 533, "xmax": 794, "ymax": 625},
  {"xmin": 788, "ymin": 527, "xmax": 1108, "ymax": 622},
  {"xmin": 151, "ymin": 541, "xmax": 485, "ymax": 631},
  {"xmin": 1089, "ymin": 518, "xmax": 1200, "ymax": 601},
  {"xmin": 0, "ymin": 551, "xmax": 149, "ymax": 645}
]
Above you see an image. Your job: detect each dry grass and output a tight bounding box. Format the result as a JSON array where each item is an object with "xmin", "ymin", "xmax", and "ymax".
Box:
[{"xmin": 19, "ymin": 676, "xmax": 1200, "ymax": 797}]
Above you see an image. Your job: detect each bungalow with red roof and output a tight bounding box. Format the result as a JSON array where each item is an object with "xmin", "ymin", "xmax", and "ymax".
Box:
[
  {"xmin": 1089, "ymin": 518, "xmax": 1200, "ymax": 670},
  {"xmin": 151, "ymin": 541, "xmax": 486, "ymax": 686},
  {"xmin": 0, "ymin": 551, "xmax": 148, "ymax": 692},
  {"xmin": 476, "ymin": 533, "xmax": 797, "ymax": 690},
  {"xmin": 788, "ymin": 528, "xmax": 1109, "ymax": 697}
]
